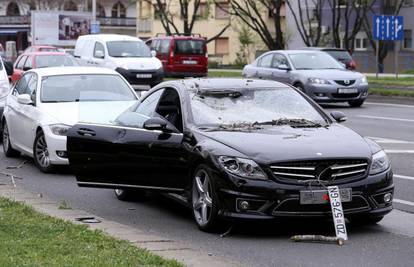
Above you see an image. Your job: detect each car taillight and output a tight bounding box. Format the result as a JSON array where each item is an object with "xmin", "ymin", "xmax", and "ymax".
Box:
[{"xmin": 169, "ymin": 51, "xmax": 174, "ymax": 63}]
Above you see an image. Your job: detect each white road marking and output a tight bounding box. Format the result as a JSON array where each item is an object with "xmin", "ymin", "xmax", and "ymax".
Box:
[
  {"xmin": 365, "ymin": 102, "xmax": 414, "ymax": 108},
  {"xmin": 394, "ymin": 198, "xmax": 414, "ymax": 207},
  {"xmin": 384, "ymin": 149, "xmax": 414, "ymax": 154},
  {"xmin": 394, "ymin": 174, "xmax": 414, "ymax": 181},
  {"xmin": 367, "ymin": 136, "xmax": 414, "ymax": 144},
  {"xmin": 357, "ymin": 115, "xmax": 414, "ymax": 123}
]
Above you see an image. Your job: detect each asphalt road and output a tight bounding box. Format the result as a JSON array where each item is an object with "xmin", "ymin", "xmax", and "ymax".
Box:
[{"xmin": 1, "ymin": 96, "xmax": 414, "ymax": 267}]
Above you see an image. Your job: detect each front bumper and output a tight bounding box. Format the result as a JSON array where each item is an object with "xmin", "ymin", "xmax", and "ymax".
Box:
[
  {"xmin": 116, "ymin": 68, "xmax": 164, "ymax": 86},
  {"xmin": 213, "ymin": 169, "xmax": 393, "ymax": 220},
  {"xmin": 305, "ymin": 82, "xmax": 369, "ymax": 103},
  {"xmin": 43, "ymin": 126, "xmax": 69, "ymax": 165}
]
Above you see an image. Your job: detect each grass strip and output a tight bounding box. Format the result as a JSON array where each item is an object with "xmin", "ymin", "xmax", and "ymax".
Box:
[{"xmin": 0, "ymin": 197, "xmax": 182, "ymax": 267}]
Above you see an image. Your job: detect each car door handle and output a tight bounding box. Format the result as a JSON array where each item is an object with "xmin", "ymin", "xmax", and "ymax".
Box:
[{"xmin": 77, "ymin": 128, "xmax": 96, "ymax": 137}]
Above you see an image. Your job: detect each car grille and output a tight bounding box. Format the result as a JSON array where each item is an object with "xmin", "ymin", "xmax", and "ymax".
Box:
[
  {"xmin": 335, "ymin": 80, "xmax": 356, "ymax": 86},
  {"xmin": 270, "ymin": 159, "xmax": 369, "ymax": 184},
  {"xmin": 331, "ymin": 92, "xmax": 360, "ymax": 99}
]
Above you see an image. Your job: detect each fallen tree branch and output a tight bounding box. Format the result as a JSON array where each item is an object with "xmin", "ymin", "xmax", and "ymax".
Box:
[{"xmin": 291, "ymin": 235, "xmax": 345, "ymax": 246}]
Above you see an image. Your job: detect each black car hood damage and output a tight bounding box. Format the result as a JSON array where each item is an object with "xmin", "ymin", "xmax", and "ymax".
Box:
[{"xmin": 197, "ymin": 124, "xmax": 374, "ymax": 164}]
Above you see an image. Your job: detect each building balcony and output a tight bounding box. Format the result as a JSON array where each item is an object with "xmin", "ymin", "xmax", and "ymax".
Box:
[
  {"xmin": 0, "ymin": 15, "xmax": 30, "ymax": 25},
  {"xmin": 97, "ymin": 17, "xmax": 136, "ymax": 27}
]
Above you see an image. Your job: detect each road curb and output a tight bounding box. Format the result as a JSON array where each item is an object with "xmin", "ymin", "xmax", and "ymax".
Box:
[{"xmin": 0, "ymin": 181, "xmax": 240, "ymax": 267}]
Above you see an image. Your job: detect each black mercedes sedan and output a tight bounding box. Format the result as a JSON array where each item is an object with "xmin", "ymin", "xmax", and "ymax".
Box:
[{"xmin": 67, "ymin": 78, "xmax": 393, "ymax": 232}]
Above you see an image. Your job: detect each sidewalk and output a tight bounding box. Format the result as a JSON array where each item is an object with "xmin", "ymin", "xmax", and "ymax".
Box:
[{"xmin": 0, "ymin": 174, "xmax": 239, "ymax": 267}]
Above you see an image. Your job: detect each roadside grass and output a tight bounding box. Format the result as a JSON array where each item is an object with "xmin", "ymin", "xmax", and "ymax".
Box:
[
  {"xmin": 208, "ymin": 70, "xmax": 242, "ymax": 78},
  {"xmin": 367, "ymin": 76, "xmax": 414, "ymax": 87},
  {"xmin": 369, "ymin": 87, "xmax": 414, "ymax": 97},
  {"xmin": 0, "ymin": 197, "xmax": 182, "ymax": 267}
]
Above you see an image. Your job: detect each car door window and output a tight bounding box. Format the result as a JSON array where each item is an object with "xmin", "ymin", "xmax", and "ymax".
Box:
[
  {"xmin": 272, "ymin": 54, "xmax": 289, "ymax": 68},
  {"xmin": 14, "ymin": 73, "xmax": 32, "ymax": 95},
  {"xmin": 155, "ymin": 88, "xmax": 183, "ymax": 132},
  {"xmin": 93, "ymin": 42, "xmax": 105, "ymax": 58},
  {"xmin": 258, "ymin": 54, "xmax": 273, "ymax": 68},
  {"xmin": 16, "ymin": 56, "xmax": 27, "ymax": 69},
  {"xmin": 24, "ymin": 56, "xmax": 33, "ymax": 69},
  {"xmin": 27, "ymin": 74, "xmax": 38, "ymax": 103},
  {"xmin": 136, "ymin": 89, "xmax": 165, "ymax": 117},
  {"xmin": 159, "ymin": 40, "xmax": 170, "ymax": 55}
]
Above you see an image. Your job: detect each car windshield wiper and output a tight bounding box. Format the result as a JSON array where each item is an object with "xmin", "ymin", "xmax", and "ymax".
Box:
[
  {"xmin": 253, "ymin": 118, "xmax": 327, "ymax": 128},
  {"xmin": 196, "ymin": 90, "xmax": 242, "ymax": 98},
  {"xmin": 202, "ymin": 122, "xmax": 263, "ymax": 132}
]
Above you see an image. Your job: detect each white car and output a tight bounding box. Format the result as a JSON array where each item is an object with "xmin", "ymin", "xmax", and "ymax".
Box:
[
  {"xmin": 74, "ymin": 34, "xmax": 164, "ymax": 87},
  {"xmin": 0, "ymin": 57, "xmax": 12, "ymax": 119},
  {"xmin": 1, "ymin": 67, "xmax": 139, "ymax": 172}
]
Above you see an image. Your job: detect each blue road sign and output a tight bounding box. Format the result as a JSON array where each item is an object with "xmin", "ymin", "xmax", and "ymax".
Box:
[
  {"xmin": 373, "ymin": 15, "xmax": 404, "ymax": 41},
  {"xmin": 90, "ymin": 21, "xmax": 100, "ymax": 34}
]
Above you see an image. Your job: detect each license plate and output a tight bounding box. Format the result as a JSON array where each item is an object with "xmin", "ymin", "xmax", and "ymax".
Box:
[
  {"xmin": 136, "ymin": 74, "xmax": 152, "ymax": 78},
  {"xmin": 300, "ymin": 188, "xmax": 352, "ymax": 205},
  {"xmin": 183, "ymin": 60, "xmax": 197, "ymax": 65},
  {"xmin": 328, "ymin": 186, "xmax": 348, "ymax": 241},
  {"xmin": 337, "ymin": 88, "xmax": 358, "ymax": 94}
]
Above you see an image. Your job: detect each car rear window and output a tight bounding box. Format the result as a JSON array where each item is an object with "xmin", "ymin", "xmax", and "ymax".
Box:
[
  {"xmin": 35, "ymin": 55, "xmax": 77, "ymax": 68},
  {"xmin": 39, "ymin": 48, "xmax": 59, "ymax": 52},
  {"xmin": 324, "ymin": 50, "xmax": 352, "ymax": 61},
  {"xmin": 174, "ymin": 40, "xmax": 205, "ymax": 55}
]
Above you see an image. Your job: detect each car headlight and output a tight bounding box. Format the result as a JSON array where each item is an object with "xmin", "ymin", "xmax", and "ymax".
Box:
[
  {"xmin": 49, "ymin": 124, "xmax": 71, "ymax": 136},
  {"xmin": 360, "ymin": 76, "xmax": 368, "ymax": 84},
  {"xmin": 308, "ymin": 78, "xmax": 331, "ymax": 85},
  {"xmin": 369, "ymin": 150, "xmax": 390, "ymax": 175},
  {"xmin": 218, "ymin": 156, "xmax": 267, "ymax": 180},
  {"xmin": 0, "ymin": 81, "xmax": 10, "ymax": 99}
]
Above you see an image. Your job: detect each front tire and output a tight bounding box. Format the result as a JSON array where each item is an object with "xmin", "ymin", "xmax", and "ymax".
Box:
[
  {"xmin": 2, "ymin": 121, "xmax": 20, "ymax": 157},
  {"xmin": 348, "ymin": 99, "xmax": 365, "ymax": 107},
  {"xmin": 191, "ymin": 165, "xmax": 221, "ymax": 232},
  {"xmin": 295, "ymin": 83, "xmax": 306, "ymax": 94},
  {"xmin": 33, "ymin": 131, "xmax": 54, "ymax": 173},
  {"xmin": 114, "ymin": 189, "xmax": 146, "ymax": 201}
]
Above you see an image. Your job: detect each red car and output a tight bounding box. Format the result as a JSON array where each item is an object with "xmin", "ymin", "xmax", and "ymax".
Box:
[
  {"xmin": 23, "ymin": 45, "xmax": 59, "ymax": 53},
  {"xmin": 146, "ymin": 34, "xmax": 208, "ymax": 77},
  {"xmin": 11, "ymin": 52, "xmax": 78, "ymax": 83}
]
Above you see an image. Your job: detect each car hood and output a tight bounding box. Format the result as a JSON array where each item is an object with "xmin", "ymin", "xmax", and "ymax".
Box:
[
  {"xmin": 112, "ymin": 57, "xmax": 162, "ymax": 70},
  {"xmin": 295, "ymin": 69, "xmax": 363, "ymax": 80},
  {"xmin": 199, "ymin": 124, "xmax": 373, "ymax": 164},
  {"xmin": 39, "ymin": 101, "xmax": 137, "ymax": 126}
]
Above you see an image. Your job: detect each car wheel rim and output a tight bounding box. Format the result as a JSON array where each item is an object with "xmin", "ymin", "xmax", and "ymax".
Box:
[
  {"xmin": 192, "ymin": 169, "xmax": 213, "ymax": 227},
  {"xmin": 35, "ymin": 135, "xmax": 50, "ymax": 168},
  {"xmin": 3, "ymin": 124, "xmax": 9, "ymax": 152}
]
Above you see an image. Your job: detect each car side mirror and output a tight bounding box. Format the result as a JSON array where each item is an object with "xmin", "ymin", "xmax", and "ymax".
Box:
[
  {"xmin": 278, "ymin": 64, "xmax": 290, "ymax": 71},
  {"xmin": 95, "ymin": 50, "xmax": 104, "ymax": 59},
  {"xmin": 143, "ymin": 117, "xmax": 171, "ymax": 132},
  {"xmin": 23, "ymin": 66, "xmax": 31, "ymax": 71},
  {"xmin": 330, "ymin": 111, "xmax": 347, "ymax": 123},
  {"xmin": 151, "ymin": 50, "xmax": 157, "ymax": 57},
  {"xmin": 17, "ymin": 94, "xmax": 33, "ymax": 105}
]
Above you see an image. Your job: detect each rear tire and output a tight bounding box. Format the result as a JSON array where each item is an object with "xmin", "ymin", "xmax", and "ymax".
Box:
[
  {"xmin": 33, "ymin": 131, "xmax": 55, "ymax": 173},
  {"xmin": 114, "ymin": 189, "xmax": 146, "ymax": 201},
  {"xmin": 2, "ymin": 121, "xmax": 20, "ymax": 157},
  {"xmin": 348, "ymin": 99, "xmax": 365, "ymax": 107}
]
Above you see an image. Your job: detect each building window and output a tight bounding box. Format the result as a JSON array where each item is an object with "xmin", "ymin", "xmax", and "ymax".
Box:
[
  {"xmin": 215, "ymin": 2, "xmax": 229, "ymax": 19},
  {"xmin": 215, "ymin": 37, "xmax": 229, "ymax": 54},
  {"xmin": 112, "ymin": 1, "xmax": 126, "ymax": 18},
  {"xmin": 355, "ymin": 37, "xmax": 368, "ymax": 51},
  {"xmin": 63, "ymin": 1, "xmax": 78, "ymax": 11},
  {"xmin": 6, "ymin": 2, "xmax": 20, "ymax": 16},
  {"xmin": 403, "ymin": 30, "xmax": 412, "ymax": 49},
  {"xmin": 196, "ymin": 3, "xmax": 208, "ymax": 19},
  {"xmin": 97, "ymin": 4, "xmax": 106, "ymax": 17}
]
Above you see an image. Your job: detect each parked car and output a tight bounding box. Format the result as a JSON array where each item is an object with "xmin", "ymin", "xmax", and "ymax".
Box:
[
  {"xmin": 11, "ymin": 52, "xmax": 78, "ymax": 83},
  {"xmin": 24, "ymin": 45, "xmax": 59, "ymax": 53},
  {"xmin": 302, "ymin": 47, "xmax": 357, "ymax": 70},
  {"xmin": 242, "ymin": 50, "xmax": 368, "ymax": 107},
  {"xmin": 0, "ymin": 56, "xmax": 13, "ymax": 120},
  {"xmin": 145, "ymin": 34, "xmax": 208, "ymax": 78},
  {"xmin": 74, "ymin": 34, "xmax": 164, "ymax": 87},
  {"xmin": 1, "ymin": 67, "xmax": 139, "ymax": 173},
  {"xmin": 66, "ymin": 78, "xmax": 393, "ymax": 232}
]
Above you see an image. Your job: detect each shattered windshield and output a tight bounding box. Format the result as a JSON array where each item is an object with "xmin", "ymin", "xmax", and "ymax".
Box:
[{"xmin": 189, "ymin": 87, "xmax": 327, "ymax": 128}]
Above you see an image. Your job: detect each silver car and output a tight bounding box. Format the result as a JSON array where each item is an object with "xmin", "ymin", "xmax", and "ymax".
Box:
[{"xmin": 242, "ymin": 50, "xmax": 369, "ymax": 107}]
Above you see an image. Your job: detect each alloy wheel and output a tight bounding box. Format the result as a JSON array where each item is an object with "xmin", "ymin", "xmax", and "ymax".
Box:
[
  {"xmin": 35, "ymin": 134, "xmax": 50, "ymax": 168},
  {"xmin": 192, "ymin": 169, "xmax": 213, "ymax": 227}
]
